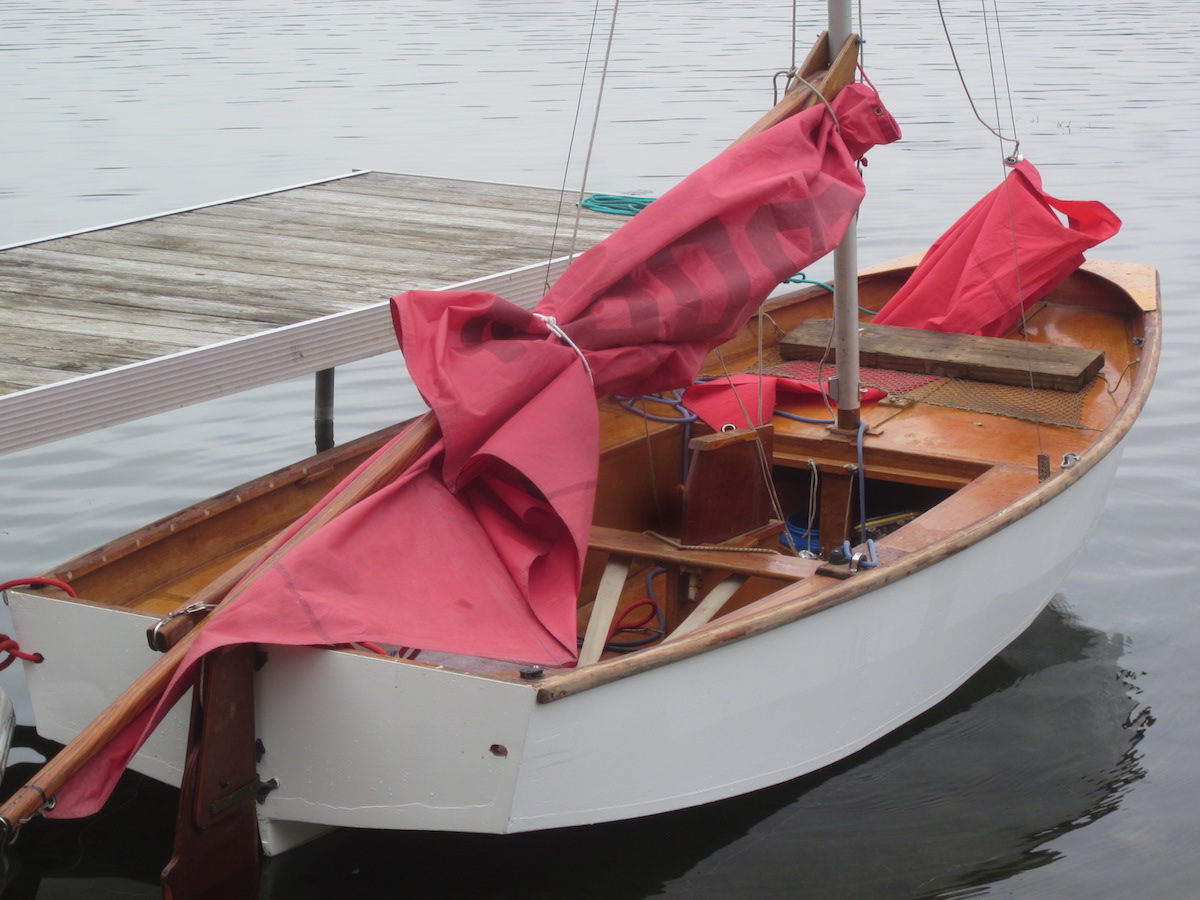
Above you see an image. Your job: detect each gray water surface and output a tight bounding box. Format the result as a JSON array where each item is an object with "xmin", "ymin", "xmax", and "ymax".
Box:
[{"xmin": 1, "ymin": 1, "xmax": 1197, "ymax": 897}]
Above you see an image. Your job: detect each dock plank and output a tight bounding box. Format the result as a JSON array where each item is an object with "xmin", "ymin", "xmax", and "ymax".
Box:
[
  {"xmin": 0, "ymin": 171, "xmax": 625, "ymax": 454},
  {"xmin": 0, "ymin": 259, "xmax": 381, "ymax": 321}
]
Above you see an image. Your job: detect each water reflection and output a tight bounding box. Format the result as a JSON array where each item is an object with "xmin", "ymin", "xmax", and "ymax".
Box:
[
  {"xmin": 268, "ymin": 602, "xmax": 1150, "ymax": 898},
  {"xmin": 3, "ymin": 599, "xmax": 1142, "ymax": 897},
  {"xmin": 649, "ymin": 600, "xmax": 1153, "ymax": 900}
]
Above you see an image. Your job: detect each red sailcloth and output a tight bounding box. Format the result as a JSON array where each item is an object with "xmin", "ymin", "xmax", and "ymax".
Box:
[
  {"xmin": 872, "ymin": 159, "xmax": 1120, "ymax": 336},
  {"xmin": 48, "ymin": 82, "xmax": 899, "ymax": 818}
]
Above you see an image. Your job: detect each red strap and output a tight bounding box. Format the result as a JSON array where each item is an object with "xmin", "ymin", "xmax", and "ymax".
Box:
[
  {"xmin": 0, "ymin": 577, "xmax": 77, "ymax": 597},
  {"xmin": 0, "ymin": 578, "xmax": 71, "ymax": 670},
  {"xmin": 0, "ymin": 636, "xmax": 42, "ymax": 670}
]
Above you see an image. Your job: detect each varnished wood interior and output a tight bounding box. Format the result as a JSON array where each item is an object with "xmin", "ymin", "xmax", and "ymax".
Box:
[
  {"xmin": 25, "ymin": 258, "xmax": 1158, "ymax": 686},
  {"xmin": 41, "ymin": 423, "xmax": 407, "ymax": 614}
]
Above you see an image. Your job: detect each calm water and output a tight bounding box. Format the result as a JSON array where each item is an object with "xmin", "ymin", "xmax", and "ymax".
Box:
[{"xmin": 1, "ymin": 1, "xmax": 1198, "ymax": 897}]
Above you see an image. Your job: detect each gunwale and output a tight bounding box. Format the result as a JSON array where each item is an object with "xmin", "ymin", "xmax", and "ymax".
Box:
[{"xmin": 17, "ymin": 256, "xmax": 1160, "ymax": 705}]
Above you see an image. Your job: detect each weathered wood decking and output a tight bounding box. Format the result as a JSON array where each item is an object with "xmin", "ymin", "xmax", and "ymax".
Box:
[{"xmin": 0, "ymin": 172, "xmax": 624, "ymax": 456}]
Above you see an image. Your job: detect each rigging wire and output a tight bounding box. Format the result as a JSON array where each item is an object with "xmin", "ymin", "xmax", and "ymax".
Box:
[
  {"xmin": 544, "ymin": 0, "xmax": 609, "ymax": 293},
  {"xmin": 939, "ymin": 0, "xmax": 1053, "ymax": 472},
  {"xmin": 983, "ymin": 1, "xmax": 1019, "ymax": 145},
  {"xmin": 564, "ymin": 0, "xmax": 622, "ymax": 270},
  {"xmin": 935, "ymin": 0, "xmax": 1020, "ymax": 158}
]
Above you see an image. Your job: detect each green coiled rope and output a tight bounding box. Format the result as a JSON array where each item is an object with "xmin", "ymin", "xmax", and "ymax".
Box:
[{"xmin": 581, "ymin": 193, "xmax": 657, "ymax": 216}]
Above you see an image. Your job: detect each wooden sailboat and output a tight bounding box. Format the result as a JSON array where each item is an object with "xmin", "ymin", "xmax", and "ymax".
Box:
[{"xmin": 0, "ymin": 5, "xmax": 1158, "ymax": 892}]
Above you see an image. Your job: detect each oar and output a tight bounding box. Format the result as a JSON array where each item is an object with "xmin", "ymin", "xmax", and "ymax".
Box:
[{"xmin": 0, "ymin": 413, "xmax": 441, "ymax": 839}]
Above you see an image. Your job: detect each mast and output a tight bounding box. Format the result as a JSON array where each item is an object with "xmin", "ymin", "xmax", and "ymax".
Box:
[{"xmin": 828, "ymin": 0, "xmax": 861, "ymax": 433}]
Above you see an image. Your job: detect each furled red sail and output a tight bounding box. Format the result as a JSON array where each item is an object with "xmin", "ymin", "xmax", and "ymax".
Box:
[
  {"xmin": 49, "ymin": 82, "xmax": 899, "ymax": 818},
  {"xmin": 872, "ymin": 159, "xmax": 1120, "ymax": 336}
]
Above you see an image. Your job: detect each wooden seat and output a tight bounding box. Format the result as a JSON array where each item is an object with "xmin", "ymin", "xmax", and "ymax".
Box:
[
  {"xmin": 588, "ymin": 526, "xmax": 820, "ymax": 582},
  {"xmin": 577, "ymin": 526, "xmax": 821, "ymax": 665},
  {"xmin": 780, "ymin": 318, "xmax": 1104, "ymax": 392}
]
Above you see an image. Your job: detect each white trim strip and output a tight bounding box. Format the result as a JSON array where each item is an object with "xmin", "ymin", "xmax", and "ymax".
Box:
[{"xmin": 0, "ymin": 254, "xmax": 575, "ymax": 456}]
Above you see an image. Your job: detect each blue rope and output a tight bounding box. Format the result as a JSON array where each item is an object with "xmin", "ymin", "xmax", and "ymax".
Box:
[
  {"xmin": 852, "ymin": 420, "xmax": 879, "ymax": 568},
  {"xmin": 786, "ymin": 272, "xmax": 878, "ymax": 315},
  {"xmin": 616, "ymin": 391, "xmax": 697, "ymax": 424},
  {"xmin": 775, "ymin": 410, "xmax": 836, "ymax": 425},
  {"xmin": 582, "ymin": 194, "xmax": 656, "ymax": 216},
  {"xmin": 786, "ymin": 273, "xmax": 834, "ymax": 290},
  {"xmin": 616, "ymin": 392, "xmax": 696, "ymax": 478}
]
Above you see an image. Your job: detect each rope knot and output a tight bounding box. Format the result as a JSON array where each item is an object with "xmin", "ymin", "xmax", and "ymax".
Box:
[
  {"xmin": 534, "ymin": 313, "xmax": 594, "ymax": 384},
  {"xmin": 0, "ymin": 635, "xmax": 43, "ymax": 671}
]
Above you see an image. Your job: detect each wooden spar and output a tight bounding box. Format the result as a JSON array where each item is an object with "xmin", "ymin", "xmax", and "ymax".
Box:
[
  {"xmin": 731, "ymin": 31, "xmax": 859, "ymax": 145},
  {"xmin": 0, "ymin": 412, "xmax": 441, "ymax": 838}
]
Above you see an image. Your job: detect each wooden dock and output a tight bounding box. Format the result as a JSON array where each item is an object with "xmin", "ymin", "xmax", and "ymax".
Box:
[{"xmin": 0, "ymin": 171, "xmax": 625, "ymax": 456}]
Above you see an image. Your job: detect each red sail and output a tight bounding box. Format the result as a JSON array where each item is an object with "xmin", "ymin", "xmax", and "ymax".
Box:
[
  {"xmin": 873, "ymin": 159, "xmax": 1120, "ymax": 336},
  {"xmin": 49, "ymin": 83, "xmax": 899, "ymax": 819}
]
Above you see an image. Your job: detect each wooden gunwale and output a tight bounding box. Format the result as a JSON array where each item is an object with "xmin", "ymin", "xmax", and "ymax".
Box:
[
  {"xmin": 22, "ymin": 259, "xmax": 1160, "ymax": 706},
  {"xmin": 44, "ymin": 422, "xmax": 408, "ymax": 591}
]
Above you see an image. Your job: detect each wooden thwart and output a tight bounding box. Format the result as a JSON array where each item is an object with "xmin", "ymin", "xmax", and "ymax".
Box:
[
  {"xmin": 589, "ymin": 526, "xmax": 820, "ymax": 582},
  {"xmin": 780, "ymin": 318, "xmax": 1104, "ymax": 392}
]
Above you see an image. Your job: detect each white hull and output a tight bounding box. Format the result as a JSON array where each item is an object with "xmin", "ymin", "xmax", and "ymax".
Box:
[{"xmin": 8, "ymin": 443, "xmax": 1122, "ymax": 855}]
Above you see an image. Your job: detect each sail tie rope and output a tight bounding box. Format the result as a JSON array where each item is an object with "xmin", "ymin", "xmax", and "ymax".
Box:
[
  {"xmin": 0, "ymin": 578, "xmax": 76, "ymax": 598},
  {"xmin": 534, "ymin": 313, "xmax": 594, "ymax": 384},
  {"xmin": 0, "ymin": 579, "xmax": 74, "ymax": 670},
  {"xmin": 0, "ymin": 636, "xmax": 42, "ymax": 671}
]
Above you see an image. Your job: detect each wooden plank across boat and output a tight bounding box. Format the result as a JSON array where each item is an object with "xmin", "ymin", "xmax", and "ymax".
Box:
[{"xmin": 780, "ymin": 316, "xmax": 1106, "ymax": 391}]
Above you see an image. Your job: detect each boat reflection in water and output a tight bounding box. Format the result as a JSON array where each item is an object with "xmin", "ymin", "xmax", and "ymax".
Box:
[{"xmin": 254, "ymin": 599, "xmax": 1146, "ymax": 898}]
